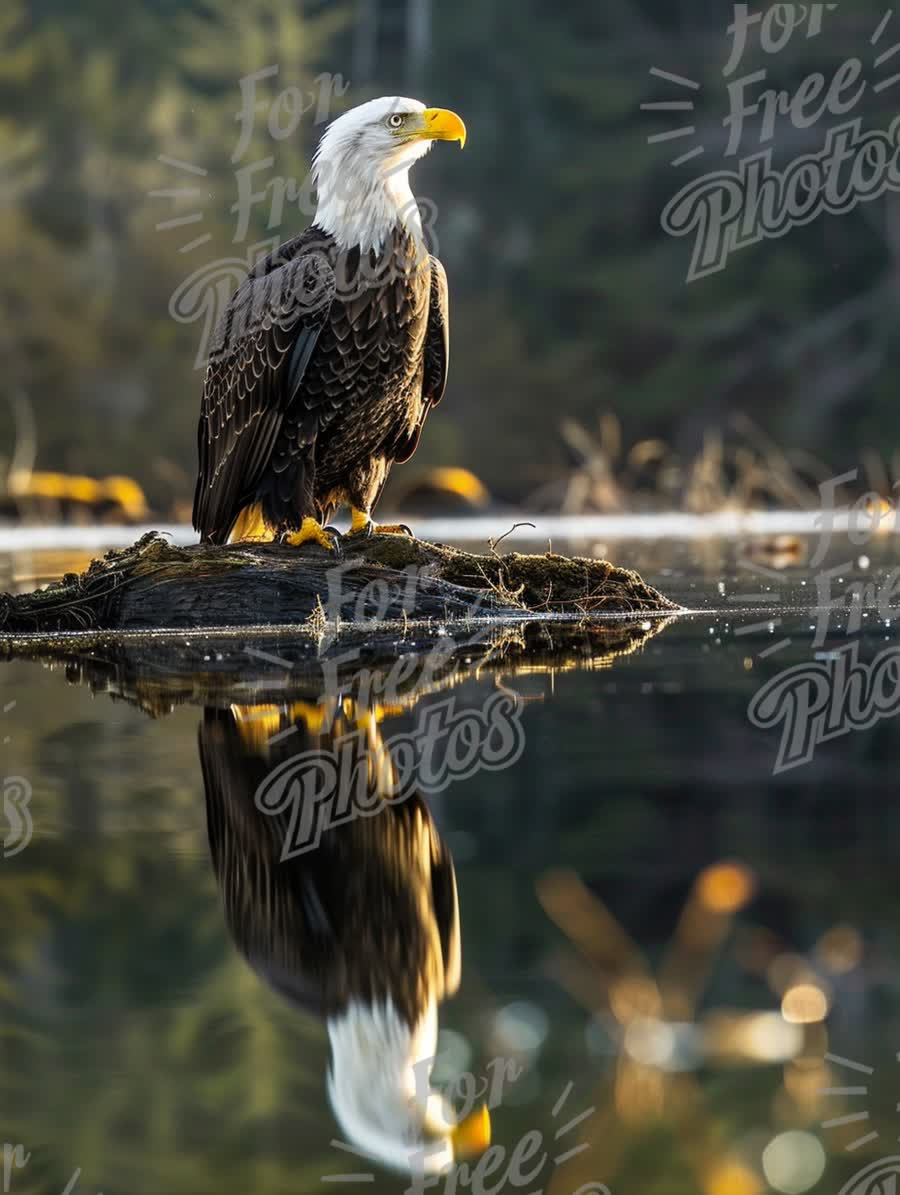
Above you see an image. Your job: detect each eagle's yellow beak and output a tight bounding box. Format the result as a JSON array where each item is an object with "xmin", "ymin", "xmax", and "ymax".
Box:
[
  {"xmin": 421, "ymin": 108, "xmax": 467, "ymax": 148},
  {"xmin": 450, "ymin": 1103, "xmax": 490, "ymax": 1158}
]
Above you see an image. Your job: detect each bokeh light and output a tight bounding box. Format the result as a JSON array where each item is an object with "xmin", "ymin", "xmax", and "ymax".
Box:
[
  {"xmin": 781, "ymin": 984, "xmax": 829, "ymax": 1024},
  {"xmin": 705, "ymin": 1160, "xmax": 762, "ymax": 1195},
  {"xmin": 697, "ymin": 863, "xmax": 756, "ymax": 914},
  {"xmin": 815, "ymin": 926, "xmax": 863, "ymax": 974},
  {"xmin": 761, "ymin": 1132, "xmax": 826, "ymax": 1194}
]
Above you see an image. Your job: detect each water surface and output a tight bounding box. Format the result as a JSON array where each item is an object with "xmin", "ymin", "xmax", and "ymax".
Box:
[{"xmin": 2, "ymin": 529, "xmax": 899, "ymax": 1195}]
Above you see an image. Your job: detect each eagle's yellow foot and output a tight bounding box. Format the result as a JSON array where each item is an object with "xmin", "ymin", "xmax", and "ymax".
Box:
[
  {"xmin": 285, "ymin": 517, "xmax": 340, "ymax": 552},
  {"xmin": 230, "ymin": 700, "xmax": 334, "ymax": 748},
  {"xmin": 346, "ymin": 509, "xmax": 413, "ymax": 539}
]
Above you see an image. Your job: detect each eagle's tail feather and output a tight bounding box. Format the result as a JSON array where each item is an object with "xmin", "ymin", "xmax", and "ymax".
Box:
[{"xmin": 228, "ymin": 502, "xmax": 276, "ymax": 544}]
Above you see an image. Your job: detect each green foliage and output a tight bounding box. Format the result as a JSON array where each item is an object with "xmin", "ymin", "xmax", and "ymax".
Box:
[{"xmin": 2, "ymin": 0, "xmax": 900, "ymax": 506}]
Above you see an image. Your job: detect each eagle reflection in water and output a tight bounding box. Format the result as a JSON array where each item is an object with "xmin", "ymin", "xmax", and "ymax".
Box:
[{"xmin": 199, "ymin": 699, "xmax": 490, "ymax": 1176}]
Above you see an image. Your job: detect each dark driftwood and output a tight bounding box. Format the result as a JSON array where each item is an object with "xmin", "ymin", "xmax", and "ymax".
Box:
[{"xmin": 0, "ymin": 531, "xmax": 677, "ymax": 635}]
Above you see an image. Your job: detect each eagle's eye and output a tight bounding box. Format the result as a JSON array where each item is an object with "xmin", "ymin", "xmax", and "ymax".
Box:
[{"xmin": 386, "ymin": 113, "xmax": 406, "ymax": 130}]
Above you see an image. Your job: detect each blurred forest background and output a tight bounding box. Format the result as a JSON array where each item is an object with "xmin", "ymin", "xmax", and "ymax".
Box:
[{"xmin": 3, "ymin": 0, "xmax": 900, "ymax": 517}]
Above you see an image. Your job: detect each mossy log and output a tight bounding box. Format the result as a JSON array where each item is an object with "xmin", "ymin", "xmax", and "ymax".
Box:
[{"xmin": 0, "ymin": 530, "xmax": 677, "ymax": 636}]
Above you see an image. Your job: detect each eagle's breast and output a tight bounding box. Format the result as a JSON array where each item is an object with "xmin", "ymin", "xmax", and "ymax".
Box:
[{"xmin": 303, "ymin": 228, "xmax": 432, "ymax": 484}]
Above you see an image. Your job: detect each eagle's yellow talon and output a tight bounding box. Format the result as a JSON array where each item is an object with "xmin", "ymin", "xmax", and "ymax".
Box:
[
  {"xmin": 286, "ymin": 517, "xmax": 339, "ymax": 551},
  {"xmin": 375, "ymin": 523, "xmax": 413, "ymax": 536},
  {"xmin": 346, "ymin": 509, "xmax": 413, "ymax": 538},
  {"xmin": 229, "ymin": 700, "xmax": 333, "ymax": 749}
]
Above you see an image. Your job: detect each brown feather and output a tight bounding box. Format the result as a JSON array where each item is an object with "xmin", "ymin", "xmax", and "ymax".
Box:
[{"xmin": 192, "ymin": 228, "xmax": 450, "ymax": 541}]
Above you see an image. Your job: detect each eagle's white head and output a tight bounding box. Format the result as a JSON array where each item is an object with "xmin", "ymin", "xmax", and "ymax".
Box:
[
  {"xmin": 312, "ymin": 96, "xmax": 466, "ymax": 254},
  {"xmin": 326, "ymin": 999, "xmax": 490, "ymax": 1177}
]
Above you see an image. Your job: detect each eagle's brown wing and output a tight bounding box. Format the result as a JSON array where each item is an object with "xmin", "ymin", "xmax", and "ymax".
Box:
[
  {"xmin": 430, "ymin": 826, "xmax": 461, "ymax": 997},
  {"xmin": 199, "ymin": 708, "xmax": 330, "ymax": 1017},
  {"xmin": 192, "ymin": 237, "xmax": 336, "ymax": 543},
  {"xmin": 394, "ymin": 255, "xmax": 449, "ymax": 464},
  {"xmin": 423, "ymin": 255, "xmax": 449, "ymax": 404}
]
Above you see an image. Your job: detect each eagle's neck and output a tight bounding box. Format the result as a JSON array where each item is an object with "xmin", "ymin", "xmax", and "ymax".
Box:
[{"xmin": 313, "ymin": 160, "xmax": 424, "ymax": 255}]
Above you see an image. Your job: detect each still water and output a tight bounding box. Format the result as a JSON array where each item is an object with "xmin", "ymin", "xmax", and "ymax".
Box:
[{"xmin": 1, "ymin": 530, "xmax": 899, "ymax": 1195}]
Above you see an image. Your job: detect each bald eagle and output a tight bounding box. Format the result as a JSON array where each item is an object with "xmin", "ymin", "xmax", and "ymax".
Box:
[
  {"xmin": 192, "ymin": 97, "xmax": 466, "ymax": 549},
  {"xmin": 199, "ymin": 700, "xmax": 490, "ymax": 1175}
]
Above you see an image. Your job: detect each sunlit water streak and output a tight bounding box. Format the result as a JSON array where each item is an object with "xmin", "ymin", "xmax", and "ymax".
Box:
[{"xmin": 0, "ymin": 508, "xmax": 893, "ymax": 552}]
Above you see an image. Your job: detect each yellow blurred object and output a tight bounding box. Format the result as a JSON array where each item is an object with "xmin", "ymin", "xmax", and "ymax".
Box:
[
  {"xmin": 427, "ymin": 467, "xmax": 489, "ymax": 506},
  {"xmin": 451, "ymin": 1104, "xmax": 490, "ymax": 1159},
  {"xmin": 102, "ymin": 475, "xmax": 150, "ymax": 520},
  {"xmin": 391, "ymin": 466, "xmax": 491, "ymax": 513},
  {"xmin": 609, "ymin": 976, "xmax": 662, "ymax": 1023},
  {"xmin": 8, "ymin": 471, "xmax": 149, "ymax": 521},
  {"xmin": 705, "ymin": 1161, "xmax": 762, "ymax": 1195},
  {"xmin": 781, "ymin": 983, "xmax": 829, "ymax": 1025},
  {"xmin": 696, "ymin": 863, "xmax": 756, "ymax": 914}
]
